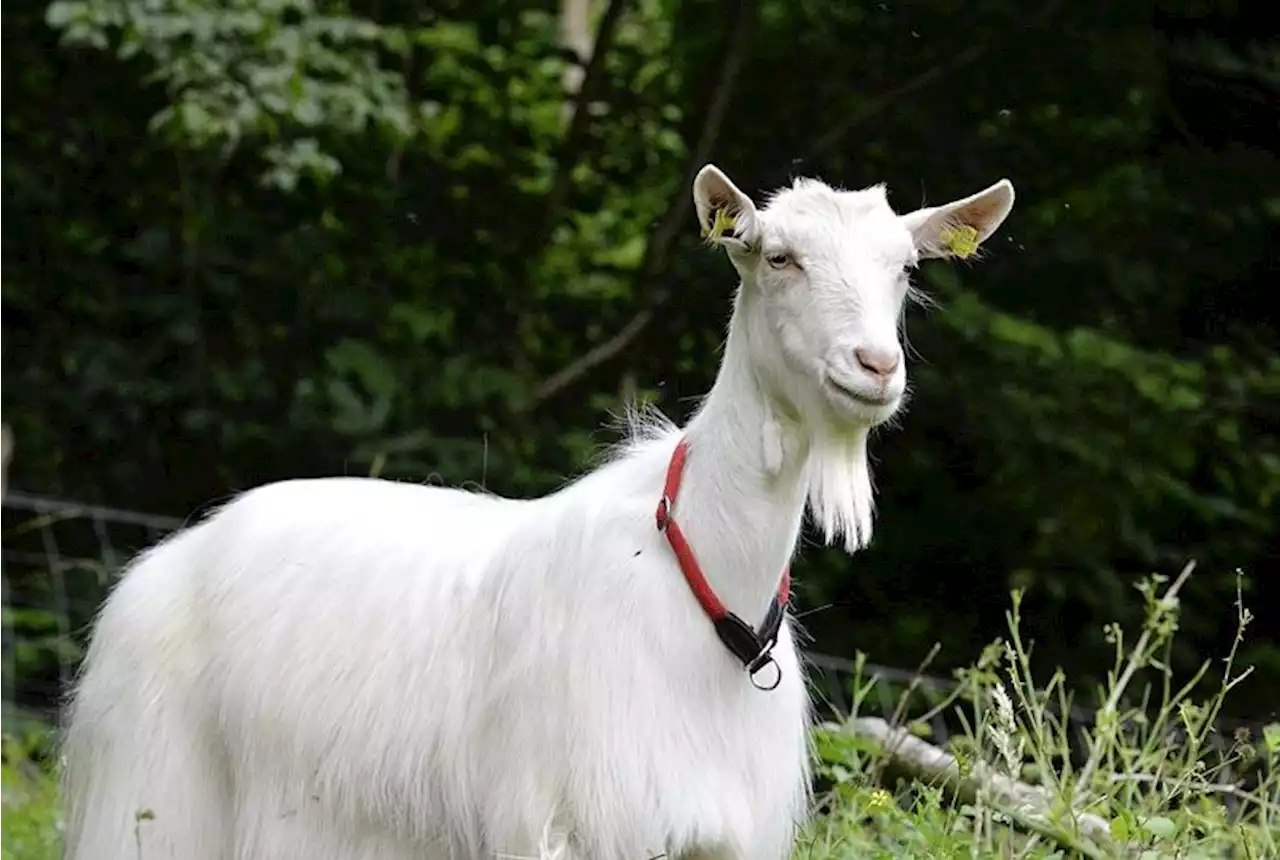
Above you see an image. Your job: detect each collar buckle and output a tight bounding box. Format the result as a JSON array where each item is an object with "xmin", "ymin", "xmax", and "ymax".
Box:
[{"xmin": 655, "ymin": 494, "xmax": 673, "ymax": 532}]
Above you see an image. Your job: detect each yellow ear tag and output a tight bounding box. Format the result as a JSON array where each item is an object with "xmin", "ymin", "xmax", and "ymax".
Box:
[
  {"xmin": 940, "ymin": 224, "xmax": 980, "ymax": 259},
  {"xmin": 702, "ymin": 207, "xmax": 737, "ymax": 244}
]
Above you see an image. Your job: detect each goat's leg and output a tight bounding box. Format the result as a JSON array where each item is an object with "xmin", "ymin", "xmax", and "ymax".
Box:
[
  {"xmin": 680, "ymin": 842, "xmax": 795, "ymax": 860},
  {"xmin": 679, "ymin": 846, "xmax": 741, "ymax": 860}
]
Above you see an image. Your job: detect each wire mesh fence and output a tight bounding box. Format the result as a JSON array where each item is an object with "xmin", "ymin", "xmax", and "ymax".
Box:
[{"xmin": 2, "ymin": 491, "xmax": 185, "ymax": 716}]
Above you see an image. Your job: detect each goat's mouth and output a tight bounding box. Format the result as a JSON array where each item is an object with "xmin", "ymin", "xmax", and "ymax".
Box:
[{"xmin": 823, "ymin": 375, "xmax": 898, "ymax": 409}]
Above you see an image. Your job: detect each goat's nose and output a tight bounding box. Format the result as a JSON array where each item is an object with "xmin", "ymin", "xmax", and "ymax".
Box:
[{"xmin": 855, "ymin": 346, "xmax": 901, "ymax": 379}]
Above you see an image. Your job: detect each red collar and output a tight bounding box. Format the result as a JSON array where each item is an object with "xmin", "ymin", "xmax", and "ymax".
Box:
[{"xmin": 655, "ymin": 438, "xmax": 791, "ymax": 690}]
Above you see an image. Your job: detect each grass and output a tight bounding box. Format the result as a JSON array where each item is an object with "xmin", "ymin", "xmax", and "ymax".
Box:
[
  {"xmin": 3, "ymin": 564, "xmax": 1277, "ymax": 859},
  {"xmin": 797, "ymin": 564, "xmax": 1280, "ymax": 859},
  {"xmin": 1, "ymin": 732, "xmax": 61, "ymax": 860}
]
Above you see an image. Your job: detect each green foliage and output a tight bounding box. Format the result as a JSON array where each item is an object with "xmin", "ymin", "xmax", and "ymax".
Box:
[
  {"xmin": 1, "ymin": 731, "xmax": 62, "ymax": 860},
  {"xmin": 2, "ymin": 607, "xmax": 84, "ymax": 677},
  {"xmin": 46, "ymin": 0, "xmax": 421, "ymax": 189}
]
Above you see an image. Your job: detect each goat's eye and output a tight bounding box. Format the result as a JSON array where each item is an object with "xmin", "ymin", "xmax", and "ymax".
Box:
[{"xmin": 765, "ymin": 252, "xmax": 792, "ymax": 269}]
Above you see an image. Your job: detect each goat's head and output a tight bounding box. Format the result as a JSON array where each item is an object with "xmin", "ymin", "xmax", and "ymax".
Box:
[{"xmin": 693, "ymin": 165, "xmax": 1015, "ymax": 430}]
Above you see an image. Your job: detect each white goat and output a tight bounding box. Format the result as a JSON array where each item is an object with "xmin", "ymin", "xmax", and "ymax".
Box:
[{"xmin": 61, "ymin": 164, "xmax": 1014, "ymax": 860}]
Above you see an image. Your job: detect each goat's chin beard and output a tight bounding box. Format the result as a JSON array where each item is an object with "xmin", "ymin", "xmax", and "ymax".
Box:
[
  {"xmin": 803, "ymin": 417, "xmax": 875, "ymax": 554},
  {"xmin": 759, "ymin": 371, "xmax": 877, "ymax": 554}
]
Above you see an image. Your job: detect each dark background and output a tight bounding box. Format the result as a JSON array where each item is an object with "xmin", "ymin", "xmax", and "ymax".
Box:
[{"xmin": 3, "ymin": 0, "xmax": 1277, "ymax": 718}]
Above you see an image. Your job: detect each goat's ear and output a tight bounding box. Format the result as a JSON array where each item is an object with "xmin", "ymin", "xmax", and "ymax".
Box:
[
  {"xmin": 900, "ymin": 179, "xmax": 1015, "ymax": 261},
  {"xmin": 693, "ymin": 165, "xmax": 760, "ymax": 254}
]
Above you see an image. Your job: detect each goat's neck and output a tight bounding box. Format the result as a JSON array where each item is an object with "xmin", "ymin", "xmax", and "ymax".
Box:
[{"xmin": 676, "ymin": 291, "xmax": 813, "ymax": 624}]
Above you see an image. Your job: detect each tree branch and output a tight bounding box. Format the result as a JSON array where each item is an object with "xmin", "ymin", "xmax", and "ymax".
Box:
[
  {"xmin": 530, "ymin": 308, "xmax": 657, "ymax": 404},
  {"xmin": 537, "ymin": 0, "xmax": 631, "ymax": 253},
  {"xmin": 842, "ymin": 716, "xmax": 1113, "ymax": 858},
  {"xmin": 527, "ymin": 0, "xmax": 759, "ymax": 408},
  {"xmin": 2, "ymin": 424, "xmax": 12, "ymax": 499}
]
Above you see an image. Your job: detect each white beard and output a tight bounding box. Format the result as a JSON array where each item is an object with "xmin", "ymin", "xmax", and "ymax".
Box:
[{"xmin": 804, "ymin": 422, "xmax": 875, "ymax": 553}]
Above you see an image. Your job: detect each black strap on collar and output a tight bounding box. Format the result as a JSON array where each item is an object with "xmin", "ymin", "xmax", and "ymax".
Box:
[{"xmin": 712, "ymin": 595, "xmax": 786, "ymax": 691}]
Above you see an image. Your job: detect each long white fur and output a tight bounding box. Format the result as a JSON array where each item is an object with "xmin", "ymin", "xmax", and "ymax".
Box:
[{"xmin": 61, "ymin": 165, "xmax": 1014, "ymax": 860}]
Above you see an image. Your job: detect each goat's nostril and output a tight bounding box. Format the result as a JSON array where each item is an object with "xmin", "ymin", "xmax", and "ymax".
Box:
[{"xmin": 855, "ymin": 346, "xmax": 901, "ymax": 378}]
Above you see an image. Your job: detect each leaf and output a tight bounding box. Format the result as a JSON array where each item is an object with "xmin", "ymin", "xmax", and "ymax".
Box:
[
  {"xmin": 45, "ymin": 1, "xmax": 81, "ymax": 28},
  {"xmin": 1140, "ymin": 816, "xmax": 1177, "ymax": 840},
  {"xmin": 1263, "ymin": 723, "xmax": 1280, "ymax": 755}
]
